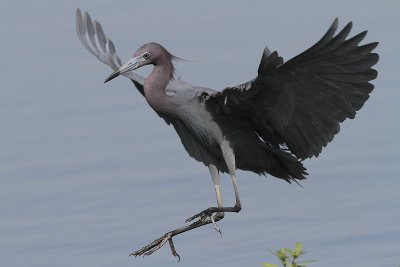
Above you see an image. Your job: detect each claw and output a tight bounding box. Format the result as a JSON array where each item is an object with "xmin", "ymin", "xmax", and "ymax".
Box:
[
  {"xmin": 168, "ymin": 238, "xmax": 181, "ymax": 261},
  {"xmin": 186, "ymin": 210, "xmax": 223, "ymax": 236},
  {"xmin": 210, "ymin": 214, "xmax": 222, "ymax": 236},
  {"xmin": 130, "ymin": 232, "xmax": 180, "ymax": 260},
  {"xmin": 185, "ymin": 212, "xmax": 203, "ymax": 223},
  {"xmin": 131, "ymin": 209, "xmax": 226, "ymax": 259},
  {"xmin": 185, "ymin": 210, "xmax": 212, "ymax": 223}
]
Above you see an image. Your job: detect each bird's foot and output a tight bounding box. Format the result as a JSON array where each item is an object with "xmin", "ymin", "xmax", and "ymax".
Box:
[
  {"xmin": 186, "ymin": 209, "xmax": 224, "ymax": 236},
  {"xmin": 130, "ymin": 232, "xmax": 180, "ymax": 261}
]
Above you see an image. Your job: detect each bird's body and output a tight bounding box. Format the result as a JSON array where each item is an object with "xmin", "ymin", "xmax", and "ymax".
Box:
[
  {"xmin": 128, "ymin": 42, "xmax": 307, "ymax": 180},
  {"xmin": 76, "ymin": 9, "xmax": 378, "ymax": 259},
  {"xmin": 167, "ymin": 86, "xmax": 306, "ymax": 178}
]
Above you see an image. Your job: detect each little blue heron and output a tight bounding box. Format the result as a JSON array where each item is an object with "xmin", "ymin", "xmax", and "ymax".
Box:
[{"xmin": 76, "ymin": 9, "xmax": 378, "ymax": 259}]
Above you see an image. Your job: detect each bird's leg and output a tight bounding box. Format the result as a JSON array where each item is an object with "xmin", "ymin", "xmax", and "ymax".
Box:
[
  {"xmin": 131, "ymin": 164, "xmax": 225, "ymax": 259},
  {"xmin": 133, "ymin": 146, "xmax": 241, "ymax": 259},
  {"xmin": 185, "ymin": 173, "xmax": 241, "ymax": 225},
  {"xmin": 186, "ymin": 144, "xmax": 242, "ymax": 229},
  {"xmin": 185, "ymin": 164, "xmax": 225, "ymax": 234},
  {"xmin": 230, "ymin": 173, "xmax": 242, "ymax": 211},
  {"xmin": 131, "ymin": 214, "xmax": 223, "ymax": 260},
  {"xmin": 133, "ymin": 169, "xmax": 241, "ymax": 259}
]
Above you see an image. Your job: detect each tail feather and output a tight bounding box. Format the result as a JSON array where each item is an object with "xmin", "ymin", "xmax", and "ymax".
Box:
[{"xmin": 263, "ymin": 144, "xmax": 308, "ymax": 183}]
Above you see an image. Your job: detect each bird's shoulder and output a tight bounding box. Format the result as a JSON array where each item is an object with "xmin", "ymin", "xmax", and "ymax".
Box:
[{"xmin": 167, "ymin": 81, "xmax": 217, "ymax": 101}]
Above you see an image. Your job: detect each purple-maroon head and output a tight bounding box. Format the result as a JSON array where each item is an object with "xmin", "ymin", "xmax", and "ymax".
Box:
[{"xmin": 104, "ymin": 42, "xmax": 176, "ymax": 83}]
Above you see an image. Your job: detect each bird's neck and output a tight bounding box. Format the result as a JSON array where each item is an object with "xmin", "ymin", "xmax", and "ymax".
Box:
[{"xmin": 144, "ymin": 64, "xmax": 174, "ymax": 114}]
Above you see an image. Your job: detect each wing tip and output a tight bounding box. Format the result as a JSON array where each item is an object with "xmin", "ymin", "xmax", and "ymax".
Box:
[
  {"xmin": 263, "ymin": 46, "xmax": 272, "ymax": 57},
  {"xmin": 369, "ymin": 68, "xmax": 378, "ymax": 80},
  {"xmin": 75, "ymin": 8, "xmax": 82, "ymax": 32},
  {"xmin": 331, "ymin": 17, "xmax": 339, "ymax": 32},
  {"xmin": 258, "ymin": 50, "xmax": 283, "ymax": 74},
  {"xmin": 343, "ymin": 21, "xmax": 353, "ymax": 33},
  {"xmin": 359, "ymin": 30, "xmax": 368, "ymax": 39},
  {"xmin": 369, "ymin": 41, "xmax": 379, "ymax": 50}
]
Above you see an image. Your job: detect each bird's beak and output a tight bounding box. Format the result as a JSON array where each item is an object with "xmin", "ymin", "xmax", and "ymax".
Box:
[{"xmin": 104, "ymin": 56, "xmax": 142, "ymax": 83}]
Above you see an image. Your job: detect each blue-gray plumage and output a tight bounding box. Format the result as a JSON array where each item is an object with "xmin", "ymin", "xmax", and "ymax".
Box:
[{"xmin": 76, "ymin": 9, "xmax": 378, "ymax": 259}]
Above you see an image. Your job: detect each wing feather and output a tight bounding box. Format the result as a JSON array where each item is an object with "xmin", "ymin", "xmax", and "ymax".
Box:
[
  {"xmin": 207, "ymin": 19, "xmax": 379, "ymax": 159},
  {"xmin": 76, "ymin": 9, "xmax": 145, "ymax": 95},
  {"xmin": 76, "ymin": 9, "xmax": 195, "ymax": 97}
]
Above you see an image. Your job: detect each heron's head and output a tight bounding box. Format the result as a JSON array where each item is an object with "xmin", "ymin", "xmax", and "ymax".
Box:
[{"xmin": 104, "ymin": 42, "xmax": 175, "ymax": 83}]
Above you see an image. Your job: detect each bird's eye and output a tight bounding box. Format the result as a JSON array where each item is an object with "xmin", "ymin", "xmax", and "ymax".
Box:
[{"xmin": 143, "ymin": 52, "xmax": 150, "ymax": 59}]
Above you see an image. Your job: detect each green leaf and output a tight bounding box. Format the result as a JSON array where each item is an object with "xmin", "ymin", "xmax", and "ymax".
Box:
[
  {"xmin": 277, "ymin": 248, "xmax": 289, "ymax": 261},
  {"xmin": 262, "ymin": 263, "xmax": 279, "ymax": 267},
  {"xmin": 293, "ymin": 242, "xmax": 304, "ymax": 258},
  {"xmin": 264, "ymin": 243, "xmax": 316, "ymax": 267},
  {"xmin": 283, "ymin": 248, "xmax": 293, "ymax": 256}
]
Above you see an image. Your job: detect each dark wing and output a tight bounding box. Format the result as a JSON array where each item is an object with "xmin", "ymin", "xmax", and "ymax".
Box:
[
  {"xmin": 207, "ymin": 19, "xmax": 379, "ymax": 160},
  {"xmin": 76, "ymin": 9, "xmax": 145, "ymax": 95}
]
